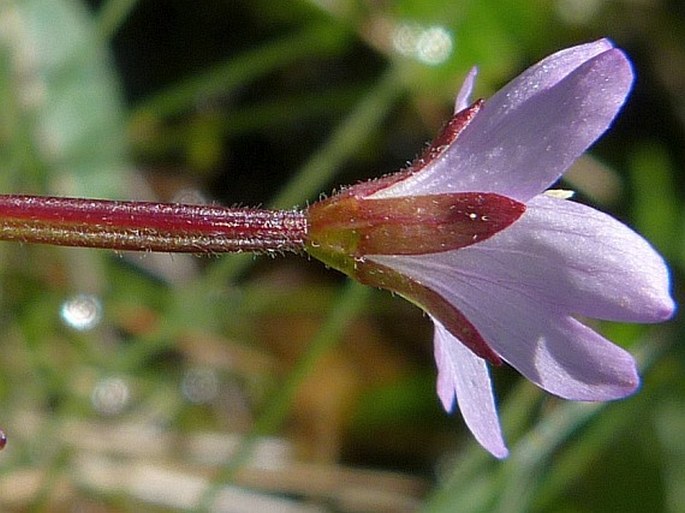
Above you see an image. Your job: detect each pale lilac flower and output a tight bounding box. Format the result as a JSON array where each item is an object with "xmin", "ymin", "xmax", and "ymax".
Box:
[
  {"xmin": 365, "ymin": 40, "xmax": 675, "ymax": 457},
  {"xmin": 306, "ymin": 39, "xmax": 675, "ymax": 458}
]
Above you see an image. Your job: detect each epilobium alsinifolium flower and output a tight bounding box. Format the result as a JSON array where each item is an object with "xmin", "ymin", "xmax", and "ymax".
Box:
[
  {"xmin": 306, "ymin": 39, "xmax": 675, "ymax": 458},
  {"xmin": 0, "ymin": 39, "xmax": 674, "ymax": 459}
]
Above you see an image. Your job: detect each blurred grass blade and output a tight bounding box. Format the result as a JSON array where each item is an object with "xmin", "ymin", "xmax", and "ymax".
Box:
[
  {"xmin": 192, "ymin": 280, "xmax": 372, "ymax": 513},
  {"xmin": 270, "ymin": 66, "xmax": 404, "ymax": 209},
  {"xmin": 628, "ymin": 142, "xmax": 679, "ymax": 259},
  {"xmin": 655, "ymin": 402, "xmax": 685, "ymax": 513},
  {"xmin": 132, "ymin": 85, "xmax": 364, "ymax": 159},
  {"xmin": 130, "ymin": 23, "xmax": 349, "ymax": 121},
  {"xmin": 95, "ymin": 0, "xmax": 139, "ymax": 41}
]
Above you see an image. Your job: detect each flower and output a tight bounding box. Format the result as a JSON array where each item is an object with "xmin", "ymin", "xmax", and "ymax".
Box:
[{"xmin": 305, "ymin": 39, "xmax": 675, "ymax": 458}]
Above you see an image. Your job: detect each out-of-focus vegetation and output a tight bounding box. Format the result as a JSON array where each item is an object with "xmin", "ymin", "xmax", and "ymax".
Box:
[{"xmin": 0, "ymin": 0, "xmax": 682, "ymax": 512}]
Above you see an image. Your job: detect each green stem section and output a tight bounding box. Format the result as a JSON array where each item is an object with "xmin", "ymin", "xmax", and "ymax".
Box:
[{"xmin": 0, "ymin": 195, "xmax": 307, "ymax": 254}]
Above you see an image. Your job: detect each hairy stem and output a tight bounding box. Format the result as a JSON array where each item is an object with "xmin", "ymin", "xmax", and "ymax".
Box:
[{"xmin": 0, "ymin": 195, "xmax": 307, "ymax": 254}]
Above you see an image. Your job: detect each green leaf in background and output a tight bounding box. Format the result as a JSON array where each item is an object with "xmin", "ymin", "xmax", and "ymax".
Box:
[{"xmin": 0, "ymin": 0, "xmax": 132, "ymax": 197}]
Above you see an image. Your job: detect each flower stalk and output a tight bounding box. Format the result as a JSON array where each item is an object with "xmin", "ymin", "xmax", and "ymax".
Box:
[{"xmin": 0, "ymin": 195, "xmax": 307, "ymax": 254}]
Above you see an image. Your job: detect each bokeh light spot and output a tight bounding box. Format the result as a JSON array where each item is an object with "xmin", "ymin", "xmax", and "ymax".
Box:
[
  {"xmin": 60, "ymin": 294, "xmax": 103, "ymax": 331},
  {"xmin": 392, "ymin": 23, "xmax": 453, "ymax": 65},
  {"xmin": 91, "ymin": 377, "xmax": 130, "ymax": 416}
]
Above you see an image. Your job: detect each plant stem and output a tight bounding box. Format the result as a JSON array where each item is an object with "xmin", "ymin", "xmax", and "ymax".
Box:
[{"xmin": 0, "ymin": 195, "xmax": 307, "ymax": 254}]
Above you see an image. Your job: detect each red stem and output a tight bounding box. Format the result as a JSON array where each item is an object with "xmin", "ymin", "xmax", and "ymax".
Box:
[{"xmin": 0, "ymin": 195, "xmax": 307, "ymax": 254}]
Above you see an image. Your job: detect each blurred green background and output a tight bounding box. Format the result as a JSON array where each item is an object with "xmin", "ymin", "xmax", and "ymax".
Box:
[{"xmin": 0, "ymin": 0, "xmax": 682, "ymax": 512}]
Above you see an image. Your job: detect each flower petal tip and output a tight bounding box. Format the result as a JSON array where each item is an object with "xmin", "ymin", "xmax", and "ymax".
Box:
[
  {"xmin": 558, "ymin": 341, "xmax": 641, "ymax": 402},
  {"xmin": 654, "ymin": 295, "xmax": 677, "ymax": 322},
  {"xmin": 598, "ymin": 367, "xmax": 640, "ymax": 401},
  {"xmin": 489, "ymin": 444, "xmax": 509, "ymax": 460},
  {"xmin": 622, "ymin": 368, "xmax": 641, "ymax": 398},
  {"xmin": 470, "ymin": 420, "xmax": 509, "ymax": 459},
  {"xmin": 600, "ymin": 355, "xmax": 641, "ymax": 401},
  {"xmin": 464, "ymin": 414, "xmax": 510, "ymax": 459},
  {"xmin": 455, "ymin": 67, "xmax": 478, "ymax": 113},
  {"xmin": 600, "ymin": 47, "xmax": 635, "ymax": 101}
]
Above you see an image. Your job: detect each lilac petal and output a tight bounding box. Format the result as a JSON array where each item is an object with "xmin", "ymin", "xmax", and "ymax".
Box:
[
  {"xmin": 372, "ymin": 40, "xmax": 633, "ymax": 202},
  {"xmin": 476, "ymin": 38, "xmax": 614, "ymax": 121},
  {"xmin": 433, "ymin": 318, "xmax": 508, "ymax": 458},
  {"xmin": 454, "ymin": 67, "xmax": 478, "ymax": 113},
  {"xmin": 371, "ymin": 194, "xmax": 674, "ymax": 323},
  {"xmin": 369, "ymin": 253, "xmax": 641, "ymax": 401},
  {"xmin": 419, "ymin": 195, "xmax": 674, "ymax": 323},
  {"xmin": 518, "ymin": 195, "xmax": 675, "ymax": 321}
]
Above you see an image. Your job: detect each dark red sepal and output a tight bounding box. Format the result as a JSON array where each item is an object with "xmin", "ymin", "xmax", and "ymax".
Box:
[
  {"xmin": 307, "ymin": 192, "xmax": 525, "ymax": 257},
  {"xmin": 409, "ymin": 98, "xmax": 484, "ymax": 174},
  {"xmin": 338, "ymin": 99, "xmax": 485, "ymax": 199}
]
